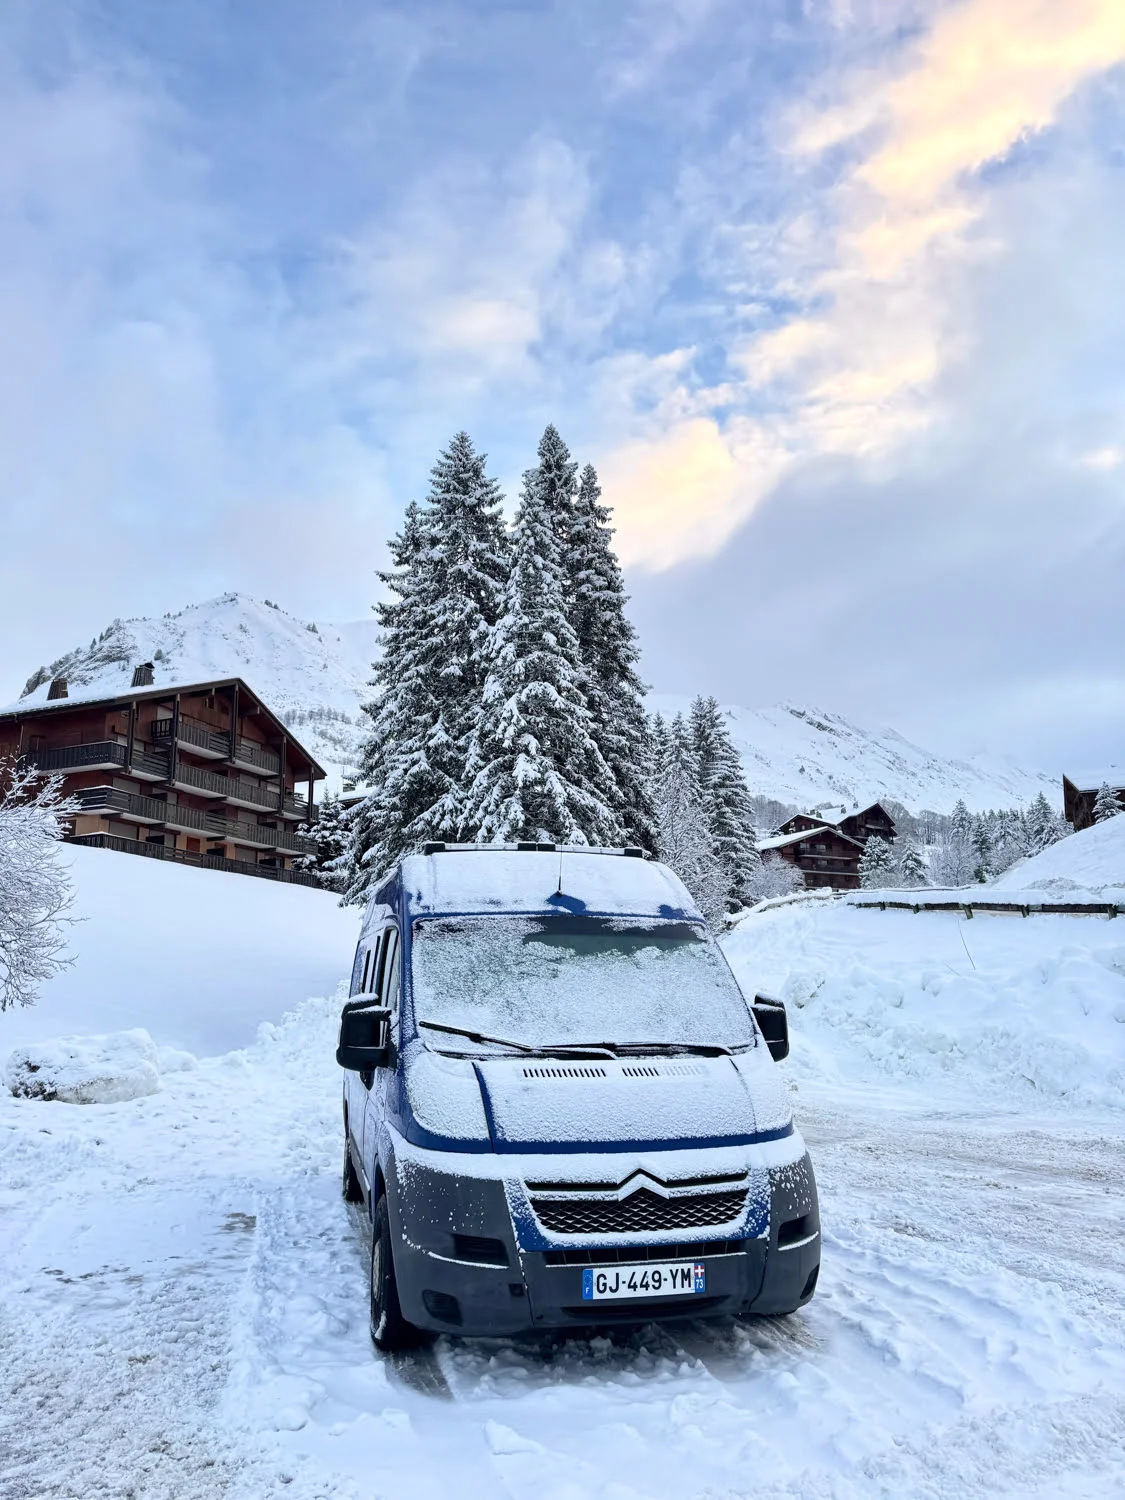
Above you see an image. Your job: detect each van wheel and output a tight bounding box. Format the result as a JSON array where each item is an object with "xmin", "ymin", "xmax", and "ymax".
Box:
[
  {"xmin": 369, "ymin": 1196, "xmax": 424, "ymax": 1352},
  {"xmin": 342, "ymin": 1138, "xmax": 363, "ymax": 1203}
]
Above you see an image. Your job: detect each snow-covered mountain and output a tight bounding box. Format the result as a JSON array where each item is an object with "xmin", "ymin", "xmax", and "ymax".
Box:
[{"xmin": 8, "ymin": 592, "xmax": 1059, "ymax": 812}]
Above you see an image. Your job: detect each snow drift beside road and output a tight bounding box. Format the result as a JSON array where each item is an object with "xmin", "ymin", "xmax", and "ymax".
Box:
[
  {"xmin": 990, "ymin": 811, "xmax": 1125, "ymax": 897},
  {"xmin": 0, "ymin": 845, "xmax": 359, "ymax": 1057},
  {"xmin": 722, "ymin": 900, "xmax": 1125, "ymax": 1112},
  {"xmin": 4, "ymin": 1028, "xmax": 175, "ymax": 1103}
]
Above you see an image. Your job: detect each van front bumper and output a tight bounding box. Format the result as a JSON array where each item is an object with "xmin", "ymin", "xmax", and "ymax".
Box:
[{"xmin": 383, "ymin": 1138, "xmax": 820, "ymax": 1337}]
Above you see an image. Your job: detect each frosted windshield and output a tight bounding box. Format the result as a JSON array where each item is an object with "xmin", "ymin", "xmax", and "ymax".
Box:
[{"xmin": 410, "ymin": 915, "xmax": 755, "ymax": 1050}]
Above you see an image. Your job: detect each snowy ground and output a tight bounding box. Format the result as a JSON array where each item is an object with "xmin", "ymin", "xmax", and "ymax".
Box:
[{"xmin": 2, "ymin": 863, "xmax": 1124, "ymax": 1498}]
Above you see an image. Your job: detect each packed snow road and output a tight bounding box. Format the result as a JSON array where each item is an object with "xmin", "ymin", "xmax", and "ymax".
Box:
[{"xmin": 3, "ymin": 986, "xmax": 1123, "ymax": 1500}]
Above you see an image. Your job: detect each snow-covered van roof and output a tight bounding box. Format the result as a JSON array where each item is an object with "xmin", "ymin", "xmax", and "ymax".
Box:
[{"xmin": 390, "ymin": 847, "xmax": 703, "ymax": 923}]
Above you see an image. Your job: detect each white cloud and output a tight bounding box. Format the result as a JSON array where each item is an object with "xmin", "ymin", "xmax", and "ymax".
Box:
[{"xmin": 601, "ymin": 0, "xmax": 1125, "ymax": 570}]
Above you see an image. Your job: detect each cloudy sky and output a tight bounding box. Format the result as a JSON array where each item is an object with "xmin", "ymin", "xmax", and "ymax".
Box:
[{"xmin": 1, "ymin": 0, "xmax": 1123, "ymax": 772}]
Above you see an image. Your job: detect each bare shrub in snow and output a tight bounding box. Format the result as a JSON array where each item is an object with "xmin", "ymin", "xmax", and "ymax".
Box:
[
  {"xmin": 747, "ymin": 853, "xmax": 804, "ymax": 901},
  {"xmin": 0, "ymin": 758, "xmax": 77, "ymax": 1011}
]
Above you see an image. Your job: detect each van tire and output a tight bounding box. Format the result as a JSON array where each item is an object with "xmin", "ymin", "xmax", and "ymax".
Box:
[
  {"xmin": 369, "ymin": 1196, "xmax": 423, "ymax": 1352},
  {"xmin": 342, "ymin": 1138, "xmax": 363, "ymax": 1203}
]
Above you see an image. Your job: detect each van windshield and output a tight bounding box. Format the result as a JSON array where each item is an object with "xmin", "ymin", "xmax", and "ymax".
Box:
[{"xmin": 410, "ymin": 914, "xmax": 755, "ymax": 1053}]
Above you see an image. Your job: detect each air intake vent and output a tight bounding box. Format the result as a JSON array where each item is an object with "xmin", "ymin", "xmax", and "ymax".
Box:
[
  {"xmin": 131, "ymin": 662, "xmax": 155, "ymax": 687},
  {"xmin": 522, "ymin": 1065, "xmax": 608, "ymax": 1080},
  {"xmin": 47, "ymin": 677, "xmax": 68, "ymax": 700}
]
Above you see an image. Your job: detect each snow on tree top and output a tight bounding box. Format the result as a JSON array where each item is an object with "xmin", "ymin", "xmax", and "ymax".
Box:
[{"xmin": 397, "ymin": 848, "xmax": 702, "ymax": 922}]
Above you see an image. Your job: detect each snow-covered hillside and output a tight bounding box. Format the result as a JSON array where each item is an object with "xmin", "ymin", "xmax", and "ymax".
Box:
[
  {"xmin": 10, "ymin": 592, "xmax": 1058, "ymax": 811},
  {"xmin": 990, "ymin": 811, "xmax": 1125, "ymax": 897},
  {"xmin": 649, "ymin": 696, "xmax": 1058, "ymax": 815}
]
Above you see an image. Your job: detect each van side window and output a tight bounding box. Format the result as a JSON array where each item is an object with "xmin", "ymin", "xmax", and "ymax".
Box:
[
  {"xmin": 360, "ymin": 947, "xmax": 373, "ymax": 993},
  {"xmin": 368, "ymin": 933, "xmax": 387, "ymax": 996},
  {"xmin": 381, "ymin": 930, "xmax": 401, "ymax": 1036}
]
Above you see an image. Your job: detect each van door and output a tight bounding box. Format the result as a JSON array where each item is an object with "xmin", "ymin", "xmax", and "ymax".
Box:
[
  {"xmin": 365, "ymin": 925, "xmax": 400, "ymax": 1175},
  {"xmin": 347, "ymin": 930, "xmax": 385, "ymax": 1178}
]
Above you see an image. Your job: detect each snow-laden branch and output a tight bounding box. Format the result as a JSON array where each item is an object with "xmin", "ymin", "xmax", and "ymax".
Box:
[{"xmin": 0, "ymin": 757, "xmax": 78, "ymax": 1011}]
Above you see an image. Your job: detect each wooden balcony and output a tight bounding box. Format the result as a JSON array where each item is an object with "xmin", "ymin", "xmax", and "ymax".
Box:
[
  {"xmin": 73, "ymin": 786, "xmax": 315, "ymax": 855},
  {"xmin": 27, "ymin": 740, "xmax": 170, "ymax": 781},
  {"xmin": 151, "ymin": 716, "xmax": 282, "ymax": 778},
  {"xmin": 68, "ymin": 833, "xmax": 323, "ymax": 888}
]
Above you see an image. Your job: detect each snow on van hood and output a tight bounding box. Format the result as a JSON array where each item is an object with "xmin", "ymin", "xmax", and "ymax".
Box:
[
  {"xmin": 472, "ymin": 1050, "xmax": 792, "ymax": 1152},
  {"xmin": 400, "ymin": 850, "xmax": 702, "ymax": 922}
]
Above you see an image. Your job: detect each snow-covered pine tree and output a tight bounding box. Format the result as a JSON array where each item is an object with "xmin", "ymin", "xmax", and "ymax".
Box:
[
  {"xmin": 932, "ymin": 798, "xmax": 975, "ymax": 885},
  {"xmin": 689, "ymin": 695, "xmax": 761, "ymax": 910},
  {"xmin": 462, "ymin": 458, "xmax": 622, "ymax": 847},
  {"xmin": 896, "ymin": 836, "xmax": 929, "ymax": 888},
  {"xmin": 568, "ymin": 462, "xmax": 657, "ymax": 851},
  {"xmin": 970, "ymin": 815, "xmax": 993, "ymax": 883},
  {"xmin": 294, "ymin": 791, "xmax": 349, "ymax": 892},
  {"xmin": 340, "ymin": 435, "xmax": 510, "ymax": 904},
  {"xmin": 340, "ymin": 502, "xmax": 436, "ymax": 904},
  {"xmin": 1026, "ymin": 792, "xmax": 1066, "ymax": 851},
  {"xmin": 1093, "ymin": 783, "xmax": 1123, "ymax": 822},
  {"xmin": 858, "ymin": 834, "xmax": 898, "ymax": 889},
  {"xmin": 650, "ymin": 714, "xmax": 727, "ymax": 925}
]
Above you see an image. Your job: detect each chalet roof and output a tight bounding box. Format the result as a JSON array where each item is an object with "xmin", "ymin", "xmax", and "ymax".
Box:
[
  {"xmin": 1064, "ymin": 769, "xmax": 1125, "ymax": 794},
  {"xmin": 0, "ymin": 674, "xmax": 326, "ymax": 778},
  {"xmin": 757, "ymin": 826, "xmax": 865, "ymax": 852}
]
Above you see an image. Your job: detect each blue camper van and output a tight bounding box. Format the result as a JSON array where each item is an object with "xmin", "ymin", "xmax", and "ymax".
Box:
[{"xmin": 337, "ymin": 845, "xmax": 819, "ymax": 1348}]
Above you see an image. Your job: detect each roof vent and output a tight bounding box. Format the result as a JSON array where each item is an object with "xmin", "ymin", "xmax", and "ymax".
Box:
[
  {"xmin": 47, "ymin": 677, "xmax": 68, "ymax": 700},
  {"xmin": 131, "ymin": 662, "xmax": 154, "ymax": 688},
  {"xmin": 421, "ymin": 841, "xmax": 447, "ymax": 854},
  {"xmin": 622, "ymin": 846, "xmax": 645, "ymax": 858}
]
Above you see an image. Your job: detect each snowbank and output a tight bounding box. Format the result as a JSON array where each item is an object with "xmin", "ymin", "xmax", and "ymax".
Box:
[
  {"xmin": 990, "ymin": 813, "xmax": 1125, "ymax": 897},
  {"xmin": 0, "ymin": 844, "xmax": 359, "ymax": 1057},
  {"xmin": 722, "ymin": 900, "xmax": 1125, "ymax": 1111},
  {"xmin": 5, "ymin": 1028, "xmax": 166, "ymax": 1103}
]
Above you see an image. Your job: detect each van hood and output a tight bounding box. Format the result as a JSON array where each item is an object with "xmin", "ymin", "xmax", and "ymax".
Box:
[{"xmin": 472, "ymin": 1051, "xmax": 792, "ymax": 1153}]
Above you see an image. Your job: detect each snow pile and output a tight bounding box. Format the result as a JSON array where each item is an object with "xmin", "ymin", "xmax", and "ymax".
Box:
[
  {"xmin": 0, "ymin": 842, "xmax": 358, "ymax": 1058},
  {"xmin": 5, "ymin": 1028, "xmax": 166, "ymax": 1103},
  {"xmin": 990, "ymin": 812, "xmax": 1125, "ymax": 898},
  {"xmin": 723, "ymin": 901, "xmax": 1125, "ymax": 1111},
  {"xmin": 4, "ymin": 589, "xmax": 1058, "ymax": 809}
]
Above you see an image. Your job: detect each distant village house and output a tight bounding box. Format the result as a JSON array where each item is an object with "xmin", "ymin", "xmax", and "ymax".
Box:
[
  {"xmin": 757, "ymin": 801, "xmax": 897, "ymax": 890},
  {"xmin": 1062, "ymin": 771, "xmax": 1125, "ymax": 832}
]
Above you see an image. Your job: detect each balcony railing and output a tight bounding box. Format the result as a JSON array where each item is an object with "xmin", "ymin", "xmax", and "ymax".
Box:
[
  {"xmin": 169, "ymin": 760, "xmax": 308, "ymax": 817},
  {"xmin": 152, "ymin": 716, "xmax": 283, "ymax": 777},
  {"xmin": 68, "ymin": 833, "xmax": 324, "ymax": 888},
  {"xmin": 73, "ymin": 785, "xmax": 316, "ymax": 855}
]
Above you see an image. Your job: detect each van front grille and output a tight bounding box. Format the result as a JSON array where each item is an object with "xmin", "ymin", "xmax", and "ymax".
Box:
[
  {"xmin": 529, "ymin": 1187, "xmax": 747, "ymax": 1237},
  {"xmin": 542, "ymin": 1238, "xmax": 743, "ymax": 1266}
]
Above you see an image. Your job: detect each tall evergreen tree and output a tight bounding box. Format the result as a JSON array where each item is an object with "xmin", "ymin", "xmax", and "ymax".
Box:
[
  {"xmin": 689, "ymin": 695, "xmax": 761, "ymax": 910},
  {"xmin": 1093, "ymin": 783, "xmax": 1123, "ymax": 823},
  {"xmin": 858, "ymin": 834, "xmax": 898, "ymax": 888},
  {"xmin": 1026, "ymin": 792, "xmax": 1066, "ymax": 851},
  {"xmin": 341, "ymin": 434, "xmax": 509, "ymax": 903},
  {"xmin": 896, "ymin": 836, "xmax": 929, "ymax": 888},
  {"xmin": 569, "ymin": 463, "xmax": 657, "ymax": 850},
  {"xmin": 650, "ymin": 714, "xmax": 727, "ymax": 925},
  {"xmin": 462, "ymin": 458, "xmax": 622, "ymax": 847}
]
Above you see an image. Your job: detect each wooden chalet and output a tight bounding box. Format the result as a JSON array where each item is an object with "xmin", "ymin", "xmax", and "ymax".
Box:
[
  {"xmin": 0, "ymin": 668, "xmax": 326, "ymax": 885},
  {"xmin": 1062, "ymin": 771, "xmax": 1125, "ymax": 832},
  {"xmin": 762, "ymin": 801, "xmax": 898, "ymax": 890}
]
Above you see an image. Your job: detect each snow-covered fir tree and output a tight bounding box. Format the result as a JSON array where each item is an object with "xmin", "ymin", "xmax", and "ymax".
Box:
[
  {"xmin": 462, "ymin": 454, "xmax": 622, "ymax": 847},
  {"xmin": 341, "ymin": 435, "xmax": 509, "ymax": 903},
  {"xmin": 932, "ymin": 798, "xmax": 975, "ymax": 885},
  {"xmin": 896, "ymin": 836, "xmax": 929, "ymax": 888},
  {"xmin": 1093, "ymin": 783, "xmax": 1123, "ymax": 822},
  {"xmin": 858, "ymin": 834, "xmax": 899, "ymax": 889},
  {"xmin": 295, "ymin": 791, "xmax": 349, "ymax": 892},
  {"xmin": 970, "ymin": 816, "xmax": 993, "ymax": 883},
  {"xmin": 689, "ymin": 695, "xmax": 760, "ymax": 911},
  {"xmin": 649, "ymin": 714, "xmax": 727, "ymax": 925},
  {"xmin": 568, "ymin": 462, "xmax": 658, "ymax": 851},
  {"xmin": 1025, "ymin": 792, "xmax": 1067, "ymax": 852},
  {"xmin": 0, "ymin": 759, "xmax": 76, "ymax": 1010}
]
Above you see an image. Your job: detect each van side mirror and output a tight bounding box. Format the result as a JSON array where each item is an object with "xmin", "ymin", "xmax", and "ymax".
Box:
[
  {"xmin": 337, "ymin": 1000, "xmax": 393, "ymax": 1071},
  {"xmin": 752, "ymin": 994, "xmax": 789, "ymax": 1062}
]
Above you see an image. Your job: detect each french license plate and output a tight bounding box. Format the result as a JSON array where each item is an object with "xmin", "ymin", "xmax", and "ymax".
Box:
[{"xmin": 581, "ymin": 1261, "xmax": 706, "ymax": 1301}]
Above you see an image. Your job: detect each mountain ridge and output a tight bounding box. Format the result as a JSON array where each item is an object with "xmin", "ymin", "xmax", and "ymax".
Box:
[{"xmin": 8, "ymin": 592, "xmax": 1059, "ymax": 813}]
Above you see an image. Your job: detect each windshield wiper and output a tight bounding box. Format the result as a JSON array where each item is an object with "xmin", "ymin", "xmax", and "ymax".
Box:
[
  {"xmin": 417, "ymin": 1020, "xmax": 540, "ymax": 1053},
  {"xmin": 417, "ymin": 1021, "xmax": 616, "ymax": 1060},
  {"xmin": 545, "ymin": 1040, "xmax": 736, "ymax": 1058}
]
